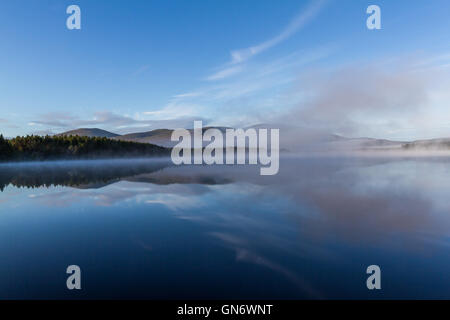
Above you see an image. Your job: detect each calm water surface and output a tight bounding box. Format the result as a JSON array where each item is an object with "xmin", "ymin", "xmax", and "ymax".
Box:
[{"xmin": 0, "ymin": 157, "xmax": 449, "ymax": 299}]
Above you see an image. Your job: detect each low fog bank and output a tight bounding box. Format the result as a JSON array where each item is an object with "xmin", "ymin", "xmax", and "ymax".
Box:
[
  {"xmin": 281, "ymin": 148, "xmax": 450, "ymax": 158},
  {"xmin": 263, "ymin": 124, "xmax": 450, "ymax": 155}
]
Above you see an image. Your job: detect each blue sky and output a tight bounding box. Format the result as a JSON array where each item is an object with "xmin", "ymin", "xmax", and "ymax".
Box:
[{"xmin": 1, "ymin": 0, "xmax": 450, "ymax": 140}]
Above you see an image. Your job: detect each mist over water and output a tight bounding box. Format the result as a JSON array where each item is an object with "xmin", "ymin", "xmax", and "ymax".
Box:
[{"xmin": 0, "ymin": 156, "xmax": 449, "ymax": 299}]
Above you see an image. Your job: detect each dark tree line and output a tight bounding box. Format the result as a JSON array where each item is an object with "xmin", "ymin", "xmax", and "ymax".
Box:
[{"xmin": 0, "ymin": 134, "xmax": 169, "ymax": 161}]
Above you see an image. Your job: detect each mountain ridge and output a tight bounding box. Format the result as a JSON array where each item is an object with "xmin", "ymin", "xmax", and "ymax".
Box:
[
  {"xmin": 56, "ymin": 128, "xmax": 119, "ymax": 138},
  {"xmin": 56, "ymin": 127, "xmax": 450, "ymax": 151}
]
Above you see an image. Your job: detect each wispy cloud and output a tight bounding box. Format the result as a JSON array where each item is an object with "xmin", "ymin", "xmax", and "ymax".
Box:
[
  {"xmin": 229, "ymin": 0, "xmax": 326, "ymax": 64},
  {"xmin": 206, "ymin": 65, "xmax": 243, "ymax": 81},
  {"xmin": 0, "ymin": 118, "xmax": 19, "ymax": 130},
  {"xmin": 143, "ymin": 101, "xmax": 206, "ymax": 120},
  {"xmin": 172, "ymin": 91, "xmax": 203, "ymax": 99},
  {"xmin": 205, "ymin": 0, "xmax": 326, "ymax": 82},
  {"xmin": 29, "ymin": 112, "xmax": 77, "ymax": 128},
  {"xmin": 169, "ymin": 47, "xmax": 333, "ymax": 127}
]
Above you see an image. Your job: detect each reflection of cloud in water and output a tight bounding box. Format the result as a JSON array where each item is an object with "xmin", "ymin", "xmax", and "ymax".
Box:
[
  {"xmin": 6, "ymin": 158, "xmax": 450, "ymax": 244},
  {"xmin": 4, "ymin": 156, "xmax": 450, "ymax": 296},
  {"xmin": 27, "ymin": 182, "xmax": 209, "ymax": 209},
  {"xmin": 209, "ymin": 232, "xmax": 323, "ymax": 298}
]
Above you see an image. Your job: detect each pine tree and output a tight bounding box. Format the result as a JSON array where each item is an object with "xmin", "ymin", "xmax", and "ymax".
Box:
[{"xmin": 0, "ymin": 134, "xmax": 13, "ymax": 160}]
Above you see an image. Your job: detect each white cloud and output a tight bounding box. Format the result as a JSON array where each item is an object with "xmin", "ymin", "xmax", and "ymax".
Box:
[
  {"xmin": 206, "ymin": 65, "xmax": 243, "ymax": 81},
  {"xmin": 229, "ymin": 0, "xmax": 326, "ymax": 64},
  {"xmin": 203, "ymin": 0, "xmax": 326, "ymax": 82}
]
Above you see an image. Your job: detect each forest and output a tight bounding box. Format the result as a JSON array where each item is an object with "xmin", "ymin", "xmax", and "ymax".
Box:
[{"xmin": 0, "ymin": 134, "xmax": 169, "ymax": 161}]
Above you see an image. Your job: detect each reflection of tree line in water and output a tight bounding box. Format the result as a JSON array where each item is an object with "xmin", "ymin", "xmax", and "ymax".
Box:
[
  {"xmin": 0, "ymin": 161, "xmax": 233, "ymax": 191},
  {"xmin": 0, "ymin": 161, "xmax": 170, "ymax": 191}
]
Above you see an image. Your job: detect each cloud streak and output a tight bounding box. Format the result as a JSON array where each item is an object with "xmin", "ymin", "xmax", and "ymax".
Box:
[
  {"xmin": 230, "ymin": 0, "xmax": 326, "ymax": 64},
  {"xmin": 204, "ymin": 0, "xmax": 326, "ymax": 82},
  {"xmin": 206, "ymin": 65, "xmax": 243, "ymax": 81}
]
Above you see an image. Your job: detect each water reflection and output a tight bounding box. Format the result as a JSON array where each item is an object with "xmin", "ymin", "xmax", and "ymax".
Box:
[
  {"xmin": 0, "ymin": 156, "xmax": 449, "ymax": 299},
  {"xmin": 0, "ymin": 158, "xmax": 235, "ymax": 190}
]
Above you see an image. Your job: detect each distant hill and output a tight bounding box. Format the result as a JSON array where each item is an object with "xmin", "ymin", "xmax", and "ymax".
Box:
[
  {"xmin": 114, "ymin": 129, "xmax": 174, "ymax": 147},
  {"xmin": 57, "ymin": 128, "xmax": 119, "ymax": 138},
  {"xmin": 327, "ymin": 135, "xmax": 406, "ymax": 150},
  {"xmin": 53, "ymin": 127, "xmax": 450, "ymax": 152},
  {"xmin": 402, "ymin": 138, "xmax": 450, "ymax": 150},
  {"xmin": 275, "ymin": 128, "xmax": 406, "ymax": 152},
  {"xmin": 55, "ymin": 127, "xmax": 231, "ymax": 148},
  {"xmin": 114, "ymin": 127, "xmax": 229, "ymax": 147}
]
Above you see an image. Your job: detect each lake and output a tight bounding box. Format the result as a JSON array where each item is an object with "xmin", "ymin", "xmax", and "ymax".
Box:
[{"xmin": 0, "ymin": 156, "xmax": 449, "ymax": 299}]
